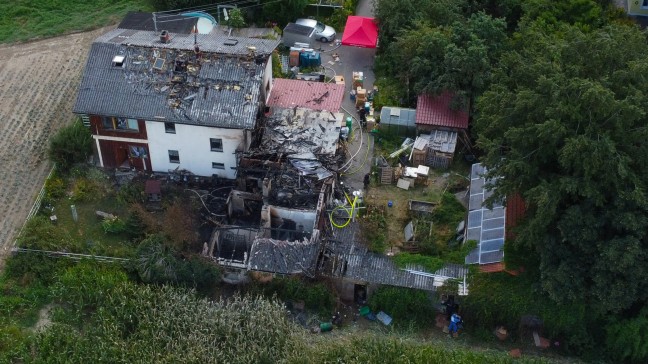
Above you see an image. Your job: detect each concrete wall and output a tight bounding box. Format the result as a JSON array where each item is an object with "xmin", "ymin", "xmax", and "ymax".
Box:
[{"xmin": 145, "ymin": 121, "xmax": 244, "ymax": 179}]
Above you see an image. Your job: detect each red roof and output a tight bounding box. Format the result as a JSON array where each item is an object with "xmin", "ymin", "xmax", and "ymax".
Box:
[
  {"xmin": 505, "ymin": 193, "xmax": 526, "ymax": 240},
  {"xmin": 479, "ymin": 262, "xmax": 505, "ymax": 273},
  {"xmin": 267, "ymin": 79, "xmax": 345, "ymax": 112},
  {"xmin": 415, "ymin": 92, "xmax": 469, "ymax": 129},
  {"xmin": 341, "ymin": 16, "xmax": 378, "ymax": 48}
]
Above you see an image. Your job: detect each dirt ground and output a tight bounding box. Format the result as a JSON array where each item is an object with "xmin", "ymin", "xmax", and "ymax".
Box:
[{"xmin": 0, "ymin": 27, "xmax": 114, "ymax": 269}]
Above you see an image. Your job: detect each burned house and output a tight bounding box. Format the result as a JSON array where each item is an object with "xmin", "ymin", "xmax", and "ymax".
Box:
[
  {"xmin": 73, "ymin": 28, "xmax": 280, "ymax": 178},
  {"xmin": 212, "ymin": 106, "xmax": 344, "ymax": 276}
]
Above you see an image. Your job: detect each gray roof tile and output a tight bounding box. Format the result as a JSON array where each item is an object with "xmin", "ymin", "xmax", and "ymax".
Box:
[{"xmin": 73, "ymin": 29, "xmax": 280, "ymax": 128}]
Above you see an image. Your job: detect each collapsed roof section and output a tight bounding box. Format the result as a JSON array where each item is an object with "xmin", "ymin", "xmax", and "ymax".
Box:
[
  {"xmin": 215, "ymin": 227, "xmax": 320, "ymax": 275},
  {"xmin": 262, "ymin": 107, "xmax": 343, "ymax": 156}
]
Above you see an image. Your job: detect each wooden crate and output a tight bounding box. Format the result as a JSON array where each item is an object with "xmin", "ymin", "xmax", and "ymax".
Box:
[
  {"xmin": 380, "ymin": 166, "xmax": 393, "ymax": 184},
  {"xmin": 412, "ymin": 149, "xmax": 427, "ymax": 166}
]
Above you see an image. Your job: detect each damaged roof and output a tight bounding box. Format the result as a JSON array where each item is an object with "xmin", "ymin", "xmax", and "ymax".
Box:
[
  {"xmin": 248, "ymin": 236, "xmax": 320, "ymax": 275},
  {"xmin": 325, "ymin": 222, "xmax": 467, "ymax": 290},
  {"xmin": 74, "ymin": 30, "xmax": 280, "ymax": 129},
  {"xmin": 262, "ymin": 107, "xmax": 342, "ymax": 155},
  {"xmin": 267, "ymin": 79, "xmax": 345, "ymax": 112}
]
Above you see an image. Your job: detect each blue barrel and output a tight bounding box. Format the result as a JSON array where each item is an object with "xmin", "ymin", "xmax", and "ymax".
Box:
[{"xmin": 388, "ymin": 200, "xmax": 393, "ymax": 207}]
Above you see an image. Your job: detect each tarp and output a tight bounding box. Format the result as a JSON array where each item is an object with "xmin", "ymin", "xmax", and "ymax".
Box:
[{"xmin": 341, "ymin": 16, "xmax": 378, "ymax": 48}]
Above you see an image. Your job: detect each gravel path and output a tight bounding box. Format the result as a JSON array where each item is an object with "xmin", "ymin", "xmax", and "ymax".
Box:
[{"xmin": 0, "ymin": 27, "xmax": 112, "ymax": 270}]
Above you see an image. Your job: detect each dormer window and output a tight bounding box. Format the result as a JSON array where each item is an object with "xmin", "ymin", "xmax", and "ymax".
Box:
[{"xmin": 112, "ymin": 55, "xmax": 125, "ymax": 67}]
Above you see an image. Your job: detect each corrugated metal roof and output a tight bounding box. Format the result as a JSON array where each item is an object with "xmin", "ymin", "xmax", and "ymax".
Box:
[
  {"xmin": 73, "ymin": 42, "xmax": 266, "ymax": 128},
  {"xmin": 326, "ymin": 222, "xmax": 468, "ymax": 290},
  {"xmin": 379, "ymin": 107, "xmax": 416, "ymax": 127},
  {"xmin": 95, "ymin": 28, "xmax": 280, "ymax": 56},
  {"xmin": 465, "ymin": 163, "xmax": 506, "ymax": 265},
  {"xmin": 267, "ymin": 79, "xmax": 345, "ymax": 112},
  {"xmin": 415, "ymin": 92, "xmax": 469, "ymax": 129},
  {"xmin": 248, "ymin": 237, "xmax": 319, "ymax": 274}
]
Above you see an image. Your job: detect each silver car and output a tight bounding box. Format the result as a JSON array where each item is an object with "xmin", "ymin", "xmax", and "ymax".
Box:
[{"xmin": 295, "ymin": 18, "xmax": 336, "ymax": 42}]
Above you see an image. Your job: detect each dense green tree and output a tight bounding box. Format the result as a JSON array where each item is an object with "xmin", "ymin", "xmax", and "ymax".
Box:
[
  {"xmin": 261, "ymin": 0, "xmax": 310, "ymax": 26},
  {"xmin": 375, "ymin": 0, "xmax": 466, "ymax": 50},
  {"xmin": 48, "ymin": 119, "xmax": 92, "ymax": 173},
  {"xmin": 387, "ymin": 12, "xmax": 507, "ymax": 106},
  {"xmin": 474, "ymin": 22, "xmax": 648, "ymax": 313}
]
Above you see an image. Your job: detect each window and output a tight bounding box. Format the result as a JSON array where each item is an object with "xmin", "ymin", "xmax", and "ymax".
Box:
[
  {"xmin": 168, "ymin": 150, "xmax": 180, "ymax": 163},
  {"xmin": 102, "ymin": 117, "xmax": 138, "ymax": 131},
  {"xmin": 212, "ymin": 162, "xmax": 225, "ymax": 169},
  {"xmin": 165, "ymin": 122, "xmax": 176, "ymax": 134},
  {"xmin": 210, "ymin": 138, "xmax": 223, "ymax": 152}
]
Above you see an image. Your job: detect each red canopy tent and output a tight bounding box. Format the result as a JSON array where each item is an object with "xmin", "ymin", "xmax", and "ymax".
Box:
[{"xmin": 341, "ymin": 16, "xmax": 378, "ymax": 48}]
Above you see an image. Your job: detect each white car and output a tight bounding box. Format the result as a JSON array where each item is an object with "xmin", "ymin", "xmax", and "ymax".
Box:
[{"xmin": 295, "ymin": 18, "xmax": 336, "ymax": 42}]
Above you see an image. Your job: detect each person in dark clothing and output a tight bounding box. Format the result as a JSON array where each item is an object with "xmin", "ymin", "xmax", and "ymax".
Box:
[
  {"xmin": 358, "ymin": 108, "xmax": 367, "ymax": 129},
  {"xmin": 363, "ymin": 173, "xmax": 370, "ymax": 190},
  {"xmin": 443, "ymin": 295, "xmax": 455, "ymax": 321}
]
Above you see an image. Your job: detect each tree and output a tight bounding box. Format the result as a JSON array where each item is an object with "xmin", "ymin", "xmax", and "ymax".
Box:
[
  {"xmin": 474, "ymin": 22, "xmax": 648, "ymax": 313},
  {"xmin": 261, "ymin": 0, "xmax": 310, "ymax": 26},
  {"xmin": 226, "ymin": 8, "xmax": 246, "ymax": 29},
  {"xmin": 386, "ymin": 12, "xmax": 507, "ymax": 106},
  {"xmin": 48, "ymin": 119, "xmax": 92, "ymax": 173}
]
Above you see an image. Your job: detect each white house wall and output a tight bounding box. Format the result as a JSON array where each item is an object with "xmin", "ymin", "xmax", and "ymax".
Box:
[
  {"xmin": 263, "ymin": 58, "xmax": 273, "ymax": 102},
  {"xmin": 145, "ymin": 121, "xmax": 244, "ymax": 179}
]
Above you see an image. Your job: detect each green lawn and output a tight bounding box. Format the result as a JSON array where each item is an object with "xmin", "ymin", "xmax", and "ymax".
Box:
[
  {"xmin": 50, "ymin": 192, "xmax": 133, "ymax": 257},
  {"xmin": 0, "ymin": 0, "xmax": 154, "ymax": 43}
]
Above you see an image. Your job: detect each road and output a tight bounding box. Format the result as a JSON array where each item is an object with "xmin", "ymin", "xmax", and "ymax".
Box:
[
  {"xmin": 0, "ymin": 27, "xmax": 111, "ymax": 270},
  {"xmin": 321, "ymin": 0, "xmax": 377, "ymax": 193}
]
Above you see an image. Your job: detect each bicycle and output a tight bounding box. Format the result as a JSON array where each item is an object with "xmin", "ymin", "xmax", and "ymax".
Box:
[{"xmin": 329, "ymin": 187, "xmax": 361, "ymax": 229}]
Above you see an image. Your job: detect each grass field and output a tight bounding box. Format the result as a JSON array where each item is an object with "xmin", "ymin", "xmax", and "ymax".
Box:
[{"xmin": 0, "ymin": 0, "xmax": 153, "ymax": 43}]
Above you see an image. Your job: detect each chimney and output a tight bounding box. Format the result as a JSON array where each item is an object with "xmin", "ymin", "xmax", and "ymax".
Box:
[{"xmin": 160, "ymin": 30, "xmax": 170, "ymax": 43}]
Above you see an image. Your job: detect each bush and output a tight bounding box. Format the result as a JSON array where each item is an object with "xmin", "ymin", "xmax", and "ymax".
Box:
[
  {"xmin": 16, "ymin": 216, "xmax": 81, "ymax": 253},
  {"xmin": 392, "ymin": 252, "xmax": 444, "ymax": 272},
  {"xmin": 51, "ymin": 261, "xmax": 128, "ymax": 313},
  {"xmin": 134, "ymin": 235, "xmax": 221, "ymax": 293},
  {"xmin": 272, "ymin": 52, "xmax": 284, "ymax": 79},
  {"xmin": 251, "ymin": 276, "xmax": 334, "ymax": 317},
  {"xmin": 462, "ymin": 272, "xmax": 600, "ymax": 356},
  {"xmin": 70, "ymin": 178, "xmax": 101, "ymax": 202},
  {"xmin": 101, "ymin": 217, "xmax": 126, "ymax": 234},
  {"xmin": 44, "ymin": 176, "xmax": 66, "ymax": 200},
  {"xmin": 227, "ymin": 8, "xmax": 246, "ymax": 28},
  {"xmin": 368, "ymin": 286, "xmax": 434, "ymax": 328},
  {"xmin": 606, "ymin": 306, "xmax": 648, "ymax": 363},
  {"xmin": 4, "ymin": 253, "xmax": 71, "ymax": 286},
  {"xmin": 48, "ymin": 119, "xmax": 92, "ymax": 174},
  {"xmin": 360, "ymin": 205, "xmax": 388, "ymax": 253}
]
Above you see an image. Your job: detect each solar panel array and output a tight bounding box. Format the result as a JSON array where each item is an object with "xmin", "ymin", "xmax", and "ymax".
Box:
[{"xmin": 465, "ymin": 163, "xmax": 506, "ymax": 265}]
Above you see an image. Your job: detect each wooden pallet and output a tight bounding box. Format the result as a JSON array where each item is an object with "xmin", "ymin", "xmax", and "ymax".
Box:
[{"xmin": 380, "ymin": 166, "xmax": 393, "ymax": 184}]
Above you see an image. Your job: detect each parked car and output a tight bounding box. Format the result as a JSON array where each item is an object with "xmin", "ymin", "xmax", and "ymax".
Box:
[
  {"xmin": 295, "ymin": 18, "xmax": 336, "ymax": 42},
  {"xmin": 282, "ymin": 23, "xmax": 316, "ymax": 47}
]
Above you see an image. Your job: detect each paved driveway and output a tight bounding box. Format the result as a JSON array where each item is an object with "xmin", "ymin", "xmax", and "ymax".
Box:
[{"xmin": 319, "ymin": 0, "xmax": 377, "ymax": 192}]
